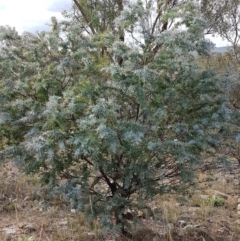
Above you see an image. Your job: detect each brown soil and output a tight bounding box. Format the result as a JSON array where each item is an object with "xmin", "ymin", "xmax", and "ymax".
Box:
[{"xmin": 0, "ymin": 161, "xmax": 240, "ymax": 241}]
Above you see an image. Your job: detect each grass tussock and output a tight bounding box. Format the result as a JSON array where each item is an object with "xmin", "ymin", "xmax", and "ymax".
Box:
[{"xmin": 0, "ymin": 161, "xmax": 240, "ymax": 241}]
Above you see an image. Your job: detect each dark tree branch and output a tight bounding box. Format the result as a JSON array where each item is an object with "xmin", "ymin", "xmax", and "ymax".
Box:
[
  {"xmin": 73, "ymin": 0, "xmax": 96, "ymax": 34},
  {"xmin": 151, "ymin": 12, "xmax": 161, "ymax": 35}
]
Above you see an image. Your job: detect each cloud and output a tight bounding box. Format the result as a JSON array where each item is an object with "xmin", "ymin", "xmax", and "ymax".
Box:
[
  {"xmin": 0, "ymin": 5, "xmax": 6, "ymax": 10},
  {"xmin": 47, "ymin": 0, "xmax": 72, "ymax": 12},
  {"xmin": 0, "ymin": 0, "xmax": 72, "ymax": 34},
  {"xmin": 25, "ymin": 24, "xmax": 50, "ymax": 33}
]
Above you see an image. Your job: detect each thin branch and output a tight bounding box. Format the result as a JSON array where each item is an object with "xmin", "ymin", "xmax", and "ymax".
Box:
[
  {"xmin": 99, "ymin": 166, "xmax": 117, "ymax": 194},
  {"xmin": 135, "ymin": 103, "xmax": 140, "ymax": 122},
  {"xmin": 81, "ymin": 156, "xmax": 93, "ymax": 166},
  {"xmin": 73, "ymin": 0, "xmax": 96, "ymax": 34},
  {"xmin": 106, "ymin": 85, "xmax": 138, "ymax": 105},
  {"xmin": 151, "ymin": 12, "xmax": 161, "ymax": 35}
]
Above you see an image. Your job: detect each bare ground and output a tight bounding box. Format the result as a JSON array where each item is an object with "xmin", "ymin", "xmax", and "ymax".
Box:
[{"xmin": 0, "ymin": 161, "xmax": 240, "ymax": 241}]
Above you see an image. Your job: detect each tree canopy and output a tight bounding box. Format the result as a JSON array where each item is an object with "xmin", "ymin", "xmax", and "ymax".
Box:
[{"xmin": 200, "ymin": 0, "xmax": 240, "ymax": 61}]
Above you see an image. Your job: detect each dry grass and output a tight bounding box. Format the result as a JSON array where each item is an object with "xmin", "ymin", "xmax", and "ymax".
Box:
[{"xmin": 0, "ymin": 161, "xmax": 240, "ymax": 241}]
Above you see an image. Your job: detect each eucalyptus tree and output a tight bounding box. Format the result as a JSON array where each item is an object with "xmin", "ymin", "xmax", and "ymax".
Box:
[
  {"xmin": 200, "ymin": 0, "xmax": 240, "ymax": 61},
  {"xmin": 0, "ymin": 0, "xmax": 231, "ymax": 236}
]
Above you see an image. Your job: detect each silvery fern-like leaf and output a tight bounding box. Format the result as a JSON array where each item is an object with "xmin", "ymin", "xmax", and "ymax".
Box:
[
  {"xmin": 219, "ymin": 105, "xmax": 232, "ymax": 121},
  {"xmin": 68, "ymin": 100, "xmax": 75, "ymax": 110},
  {"xmin": 47, "ymin": 149, "xmax": 54, "ymax": 160},
  {"xmin": 46, "ymin": 96, "xmax": 61, "ymax": 111},
  {"xmin": 0, "ymin": 112, "xmax": 11, "ymax": 124},
  {"xmin": 124, "ymin": 131, "xmax": 144, "ymax": 143},
  {"xmin": 109, "ymin": 142, "xmax": 117, "ymax": 154},
  {"xmin": 74, "ymin": 148, "xmax": 81, "ymax": 158},
  {"xmin": 172, "ymin": 140, "xmax": 184, "ymax": 147},
  {"xmin": 58, "ymin": 141, "xmax": 65, "ymax": 150},
  {"xmin": 212, "ymin": 113, "xmax": 219, "ymax": 120},
  {"xmin": 17, "ymin": 116, "xmax": 31, "ymax": 123},
  {"xmin": 200, "ymin": 94, "xmax": 211, "ymax": 102},
  {"xmin": 97, "ymin": 124, "xmax": 108, "ymax": 139},
  {"xmin": 73, "ymin": 137, "xmax": 82, "ymax": 145},
  {"xmin": 236, "ymin": 134, "xmax": 240, "ymax": 142},
  {"xmin": 147, "ymin": 141, "xmax": 158, "ymax": 151},
  {"xmin": 193, "ymin": 125, "xmax": 204, "ymax": 136},
  {"xmin": 24, "ymin": 137, "xmax": 44, "ymax": 152},
  {"xmin": 24, "ymin": 127, "xmax": 40, "ymax": 138}
]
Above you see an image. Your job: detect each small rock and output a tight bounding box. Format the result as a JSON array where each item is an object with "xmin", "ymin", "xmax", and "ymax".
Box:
[
  {"xmin": 183, "ymin": 224, "xmax": 194, "ymax": 230},
  {"xmin": 237, "ymin": 204, "xmax": 240, "ymax": 211},
  {"xmin": 24, "ymin": 224, "xmax": 36, "ymax": 232},
  {"xmin": 71, "ymin": 209, "xmax": 76, "ymax": 213},
  {"xmin": 18, "ymin": 222, "xmax": 25, "ymax": 228},
  {"xmin": 0, "ymin": 194, "xmax": 7, "ymax": 201},
  {"xmin": 188, "ymin": 207, "xmax": 200, "ymax": 212},
  {"xmin": 179, "ymin": 220, "xmax": 186, "ymax": 227},
  {"xmin": 200, "ymin": 195, "xmax": 209, "ymax": 200},
  {"xmin": 234, "ymin": 179, "xmax": 239, "ymax": 185},
  {"xmin": 59, "ymin": 220, "xmax": 68, "ymax": 226},
  {"xmin": 167, "ymin": 223, "xmax": 174, "ymax": 230},
  {"xmin": 183, "ymin": 224, "xmax": 199, "ymax": 230},
  {"xmin": 193, "ymin": 190, "xmax": 201, "ymax": 195},
  {"xmin": 235, "ymin": 219, "xmax": 240, "ymax": 225},
  {"xmin": 217, "ymin": 227, "xmax": 227, "ymax": 233},
  {"xmin": 137, "ymin": 210, "xmax": 145, "ymax": 218},
  {"xmin": 175, "ymin": 202, "xmax": 181, "ymax": 207},
  {"xmin": 225, "ymin": 174, "xmax": 233, "ymax": 181},
  {"xmin": 158, "ymin": 230, "xmax": 167, "ymax": 237},
  {"xmin": 3, "ymin": 226, "xmax": 18, "ymax": 234}
]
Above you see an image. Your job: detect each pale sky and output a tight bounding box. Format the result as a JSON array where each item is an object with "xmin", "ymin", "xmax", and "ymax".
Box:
[
  {"xmin": 0, "ymin": 0, "xmax": 72, "ymax": 33},
  {"xmin": 207, "ymin": 35, "xmax": 230, "ymax": 48},
  {"xmin": 0, "ymin": 0, "xmax": 229, "ymax": 47}
]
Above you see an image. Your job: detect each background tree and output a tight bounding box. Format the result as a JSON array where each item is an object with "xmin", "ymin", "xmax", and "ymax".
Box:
[
  {"xmin": 198, "ymin": 0, "xmax": 240, "ymax": 163},
  {"xmin": 197, "ymin": 50, "xmax": 240, "ymax": 164},
  {"xmin": 0, "ymin": 0, "xmax": 232, "ymax": 236},
  {"xmin": 200, "ymin": 0, "xmax": 240, "ymax": 61}
]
